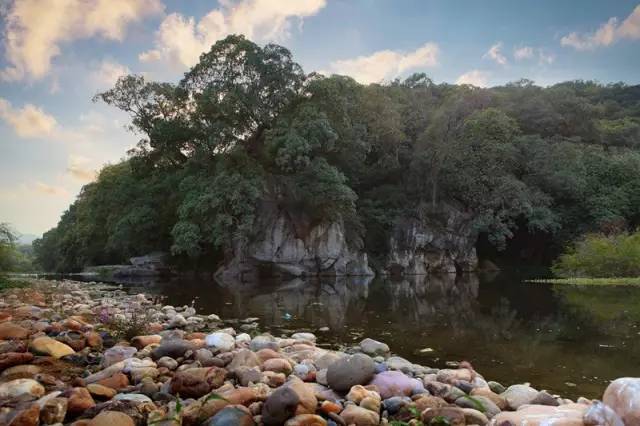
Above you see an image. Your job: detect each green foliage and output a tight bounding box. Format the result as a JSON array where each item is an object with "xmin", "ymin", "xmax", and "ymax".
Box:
[
  {"xmin": 553, "ymin": 231, "xmax": 640, "ymax": 278},
  {"xmin": 33, "ymin": 35, "xmax": 640, "ymax": 273}
]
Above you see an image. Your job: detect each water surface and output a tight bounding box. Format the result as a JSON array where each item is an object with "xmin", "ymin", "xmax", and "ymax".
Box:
[{"xmin": 91, "ymin": 272, "xmax": 640, "ymax": 399}]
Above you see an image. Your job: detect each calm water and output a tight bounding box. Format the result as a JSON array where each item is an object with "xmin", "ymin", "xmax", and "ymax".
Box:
[{"xmin": 90, "ymin": 272, "xmax": 640, "ymax": 399}]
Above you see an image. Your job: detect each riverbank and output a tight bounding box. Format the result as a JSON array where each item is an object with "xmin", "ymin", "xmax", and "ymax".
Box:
[{"xmin": 0, "ymin": 279, "xmax": 637, "ymax": 425}]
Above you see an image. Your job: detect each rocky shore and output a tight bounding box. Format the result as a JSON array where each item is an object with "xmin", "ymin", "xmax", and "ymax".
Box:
[{"xmin": 0, "ymin": 279, "xmax": 637, "ymax": 425}]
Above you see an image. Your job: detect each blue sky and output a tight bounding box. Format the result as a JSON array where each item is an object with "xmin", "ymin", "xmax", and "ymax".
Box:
[{"xmin": 1, "ymin": 0, "xmax": 640, "ymax": 236}]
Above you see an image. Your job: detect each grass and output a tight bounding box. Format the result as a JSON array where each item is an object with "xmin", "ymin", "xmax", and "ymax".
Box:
[
  {"xmin": 0, "ymin": 276, "xmax": 30, "ymax": 290},
  {"xmin": 527, "ymin": 277, "xmax": 640, "ymax": 286}
]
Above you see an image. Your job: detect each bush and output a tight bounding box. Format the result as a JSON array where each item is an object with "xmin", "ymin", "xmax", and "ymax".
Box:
[{"xmin": 553, "ymin": 231, "xmax": 640, "ymax": 278}]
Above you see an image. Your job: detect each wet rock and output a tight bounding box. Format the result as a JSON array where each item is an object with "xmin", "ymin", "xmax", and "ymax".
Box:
[
  {"xmin": 421, "ymin": 406, "xmax": 466, "ymax": 425},
  {"xmin": 205, "ymin": 332, "xmax": 236, "ymax": 352},
  {"xmin": 64, "ymin": 387, "xmax": 96, "ymax": 415},
  {"xmin": 470, "ymin": 387, "xmax": 508, "ymax": 410},
  {"xmin": 0, "ymin": 322, "xmax": 30, "ymax": 339},
  {"xmin": 88, "ymin": 410, "xmax": 135, "ymax": 426},
  {"xmin": 340, "ymin": 404, "xmax": 380, "ymax": 425},
  {"xmin": 369, "ymin": 370, "xmax": 424, "ymax": 399},
  {"xmin": 169, "ymin": 366, "xmax": 227, "ymax": 398},
  {"xmin": 86, "ymin": 383, "xmax": 117, "ymax": 399},
  {"xmin": 0, "ymin": 352, "xmax": 34, "ymax": 371},
  {"xmin": 285, "ymin": 414, "xmax": 327, "ymax": 426},
  {"xmin": 30, "ymin": 336, "xmax": 75, "ymax": 358},
  {"xmin": 359, "ymin": 338, "xmax": 389, "ymax": 357},
  {"xmin": 488, "ymin": 380, "xmax": 505, "ymax": 394},
  {"xmin": 0, "ymin": 378, "xmax": 45, "ymax": 399},
  {"xmin": 206, "ymin": 405, "xmax": 255, "ymax": 426},
  {"xmin": 501, "ymin": 384, "xmax": 540, "ymax": 410},
  {"xmin": 327, "ymin": 353, "xmax": 375, "ymax": 392},
  {"xmin": 40, "ymin": 397, "xmax": 68, "ymax": 424},
  {"xmin": 385, "ymin": 356, "xmax": 413, "ymax": 373},
  {"xmin": 492, "ymin": 403, "xmax": 588, "ymax": 424},
  {"xmin": 603, "ymin": 377, "xmax": 640, "ymax": 425},
  {"xmin": 151, "ymin": 339, "xmax": 194, "ymax": 360}
]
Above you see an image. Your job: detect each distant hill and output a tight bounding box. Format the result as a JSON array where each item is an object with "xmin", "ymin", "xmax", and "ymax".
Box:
[{"xmin": 17, "ymin": 233, "xmax": 39, "ymax": 245}]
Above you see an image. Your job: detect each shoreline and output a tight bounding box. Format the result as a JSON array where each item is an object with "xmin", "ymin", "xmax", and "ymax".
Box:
[{"xmin": 0, "ymin": 278, "xmax": 637, "ymax": 425}]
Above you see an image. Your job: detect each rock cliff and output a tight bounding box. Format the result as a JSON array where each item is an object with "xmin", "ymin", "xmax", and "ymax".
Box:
[
  {"xmin": 220, "ymin": 204, "xmax": 373, "ymax": 281},
  {"xmin": 382, "ymin": 204, "xmax": 478, "ymax": 275}
]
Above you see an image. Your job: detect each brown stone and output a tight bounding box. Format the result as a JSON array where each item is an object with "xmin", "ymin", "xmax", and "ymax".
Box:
[
  {"xmin": 130, "ymin": 335, "xmax": 162, "ymax": 350},
  {"xmin": 84, "ymin": 332, "xmax": 103, "ymax": 348},
  {"xmin": 262, "ymin": 358, "xmax": 293, "ymax": 375},
  {"xmin": 256, "ymin": 348, "xmax": 282, "ymax": 363},
  {"xmin": 0, "ymin": 322, "xmax": 30, "ymax": 340},
  {"xmin": 41, "ymin": 397, "xmax": 68, "ymax": 424},
  {"xmin": 413, "ymin": 395, "xmax": 448, "ymax": 412},
  {"xmin": 169, "ymin": 367, "xmax": 227, "ymax": 398},
  {"xmin": 285, "ymin": 414, "xmax": 328, "ymax": 426},
  {"xmin": 6, "ymin": 402, "xmax": 40, "ymax": 426},
  {"xmin": 97, "ymin": 373, "xmax": 130, "ymax": 390},
  {"xmin": 88, "ymin": 411, "xmax": 135, "ymax": 426},
  {"xmin": 64, "ymin": 387, "xmax": 96, "ymax": 415},
  {"xmin": 421, "ymin": 407, "xmax": 466, "ymax": 426},
  {"xmin": 86, "ymin": 383, "xmax": 117, "ymax": 399},
  {"xmin": 0, "ymin": 352, "xmax": 34, "ymax": 371},
  {"xmin": 340, "ymin": 405, "xmax": 379, "ymax": 426}
]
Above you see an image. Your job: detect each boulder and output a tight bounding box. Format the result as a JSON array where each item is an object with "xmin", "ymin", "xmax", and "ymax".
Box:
[
  {"xmin": 262, "ymin": 378, "xmax": 317, "ymax": 425},
  {"xmin": 326, "ymin": 353, "xmax": 375, "ymax": 392},
  {"xmin": 369, "ymin": 370, "xmax": 424, "ymax": 399},
  {"xmin": 169, "ymin": 367, "xmax": 227, "ymax": 398},
  {"xmin": 0, "ymin": 378, "xmax": 45, "ymax": 399},
  {"xmin": 30, "ymin": 336, "xmax": 75, "ymax": 358},
  {"xmin": 501, "ymin": 384, "xmax": 539, "ymax": 410},
  {"xmin": 603, "ymin": 377, "xmax": 640, "ymax": 425},
  {"xmin": 492, "ymin": 403, "xmax": 588, "ymax": 425},
  {"xmin": 359, "ymin": 338, "xmax": 389, "ymax": 357}
]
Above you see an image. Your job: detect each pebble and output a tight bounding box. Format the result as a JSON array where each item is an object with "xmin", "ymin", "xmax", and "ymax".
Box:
[{"xmin": 326, "ymin": 353, "xmax": 375, "ymax": 392}]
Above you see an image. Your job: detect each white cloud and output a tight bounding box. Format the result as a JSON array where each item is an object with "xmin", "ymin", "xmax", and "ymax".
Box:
[
  {"xmin": 325, "ymin": 42, "xmax": 440, "ymax": 84},
  {"xmin": 34, "ymin": 182, "xmax": 70, "ymax": 197},
  {"xmin": 484, "ymin": 42, "xmax": 508, "ymax": 65},
  {"xmin": 456, "ymin": 70, "xmax": 489, "ymax": 87},
  {"xmin": 0, "ymin": 98, "xmax": 57, "ymax": 138},
  {"xmin": 140, "ymin": 0, "xmax": 326, "ymax": 69},
  {"xmin": 91, "ymin": 60, "xmax": 131, "ymax": 88},
  {"xmin": 1, "ymin": 0, "xmax": 163, "ymax": 81},
  {"xmin": 514, "ymin": 46, "xmax": 534, "ymax": 60},
  {"xmin": 514, "ymin": 46, "xmax": 555, "ymax": 65},
  {"xmin": 67, "ymin": 155, "xmax": 97, "ymax": 182},
  {"xmin": 561, "ymin": 5, "xmax": 640, "ymax": 50}
]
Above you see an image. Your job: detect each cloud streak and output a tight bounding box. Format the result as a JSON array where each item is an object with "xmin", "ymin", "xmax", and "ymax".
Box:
[
  {"xmin": 484, "ymin": 42, "xmax": 507, "ymax": 65},
  {"xmin": 561, "ymin": 5, "xmax": 640, "ymax": 50},
  {"xmin": 1, "ymin": 0, "xmax": 163, "ymax": 81},
  {"xmin": 456, "ymin": 70, "xmax": 489, "ymax": 87},
  {"xmin": 0, "ymin": 98, "xmax": 57, "ymax": 138},
  {"xmin": 140, "ymin": 0, "xmax": 326, "ymax": 69},
  {"xmin": 326, "ymin": 43, "xmax": 440, "ymax": 84}
]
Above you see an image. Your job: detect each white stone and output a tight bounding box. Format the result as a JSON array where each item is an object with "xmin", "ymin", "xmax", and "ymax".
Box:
[{"xmin": 205, "ymin": 332, "xmax": 236, "ymax": 352}]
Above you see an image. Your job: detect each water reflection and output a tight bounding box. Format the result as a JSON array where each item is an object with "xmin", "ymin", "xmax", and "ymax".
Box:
[{"xmin": 90, "ymin": 271, "xmax": 640, "ymax": 398}]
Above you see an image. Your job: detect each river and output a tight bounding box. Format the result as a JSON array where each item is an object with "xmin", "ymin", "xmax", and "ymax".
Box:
[{"xmin": 66, "ymin": 271, "xmax": 640, "ymax": 399}]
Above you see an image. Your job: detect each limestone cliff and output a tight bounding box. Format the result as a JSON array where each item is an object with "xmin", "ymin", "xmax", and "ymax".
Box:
[
  {"xmin": 219, "ymin": 204, "xmax": 373, "ymax": 281},
  {"xmin": 382, "ymin": 204, "xmax": 478, "ymax": 275}
]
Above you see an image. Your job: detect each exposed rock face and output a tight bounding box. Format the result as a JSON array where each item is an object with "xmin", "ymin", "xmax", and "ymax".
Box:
[
  {"xmin": 383, "ymin": 204, "xmax": 478, "ymax": 275},
  {"xmin": 221, "ymin": 204, "xmax": 373, "ymax": 280}
]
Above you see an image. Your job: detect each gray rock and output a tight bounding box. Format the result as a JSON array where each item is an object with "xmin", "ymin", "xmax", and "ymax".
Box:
[
  {"xmin": 151, "ymin": 339, "xmax": 194, "ymax": 360},
  {"xmin": 359, "ymin": 338, "xmax": 390, "ymax": 357},
  {"xmin": 386, "ymin": 356, "xmax": 413, "ymax": 373},
  {"xmin": 250, "ymin": 334, "xmax": 279, "ymax": 352},
  {"xmin": 207, "ymin": 406, "xmax": 254, "ymax": 426},
  {"xmin": 531, "ymin": 390, "xmax": 560, "ymax": 406},
  {"xmin": 455, "ymin": 395, "xmax": 501, "ymax": 418},
  {"xmin": 488, "ymin": 381, "xmax": 505, "ymax": 394},
  {"xmin": 327, "ymin": 353, "xmax": 375, "ymax": 392},
  {"xmin": 502, "ymin": 384, "xmax": 539, "ymax": 410}
]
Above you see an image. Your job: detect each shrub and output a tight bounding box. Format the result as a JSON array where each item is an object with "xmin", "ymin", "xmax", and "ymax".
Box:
[{"xmin": 553, "ymin": 231, "xmax": 640, "ymax": 278}]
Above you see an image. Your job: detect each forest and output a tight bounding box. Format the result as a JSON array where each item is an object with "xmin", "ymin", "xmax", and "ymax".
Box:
[{"xmin": 32, "ymin": 35, "xmax": 640, "ymax": 274}]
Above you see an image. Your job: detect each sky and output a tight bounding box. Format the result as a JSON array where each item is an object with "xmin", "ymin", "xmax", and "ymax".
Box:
[{"xmin": 1, "ymin": 0, "xmax": 640, "ymax": 237}]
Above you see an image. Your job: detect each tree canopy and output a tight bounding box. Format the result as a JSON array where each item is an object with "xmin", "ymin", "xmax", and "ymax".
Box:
[{"xmin": 34, "ymin": 35, "xmax": 640, "ymax": 272}]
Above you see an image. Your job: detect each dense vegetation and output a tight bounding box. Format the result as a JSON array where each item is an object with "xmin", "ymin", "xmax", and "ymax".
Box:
[
  {"xmin": 552, "ymin": 231, "xmax": 640, "ymax": 278},
  {"xmin": 0, "ymin": 223, "xmax": 33, "ymax": 283},
  {"xmin": 33, "ymin": 35, "xmax": 640, "ymax": 273}
]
